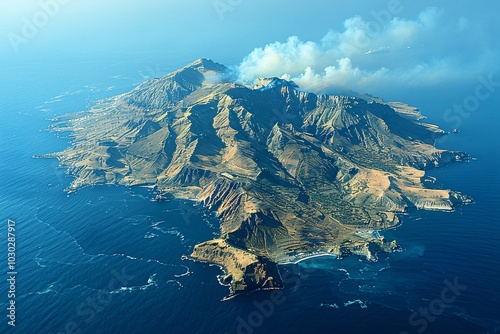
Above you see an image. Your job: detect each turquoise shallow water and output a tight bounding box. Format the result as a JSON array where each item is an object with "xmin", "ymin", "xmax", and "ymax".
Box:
[{"xmin": 0, "ymin": 60, "xmax": 499, "ymax": 334}]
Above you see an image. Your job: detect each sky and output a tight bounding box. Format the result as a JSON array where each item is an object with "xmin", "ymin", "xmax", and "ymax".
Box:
[{"xmin": 1, "ymin": 0, "xmax": 499, "ymax": 100}]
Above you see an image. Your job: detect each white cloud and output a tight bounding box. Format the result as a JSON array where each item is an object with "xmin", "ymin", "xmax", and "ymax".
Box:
[{"xmin": 234, "ymin": 7, "xmax": 497, "ymax": 95}]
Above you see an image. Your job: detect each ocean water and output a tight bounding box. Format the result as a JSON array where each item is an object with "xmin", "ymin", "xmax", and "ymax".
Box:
[{"xmin": 1, "ymin": 59, "xmax": 499, "ymax": 334}]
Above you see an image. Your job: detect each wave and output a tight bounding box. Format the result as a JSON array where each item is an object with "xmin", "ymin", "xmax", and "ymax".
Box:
[
  {"xmin": 344, "ymin": 299, "xmax": 368, "ymax": 309},
  {"xmin": 320, "ymin": 303, "xmax": 340, "ymax": 309},
  {"xmin": 174, "ymin": 265, "xmax": 192, "ymax": 278},
  {"xmin": 166, "ymin": 280, "xmax": 184, "ymax": 288},
  {"xmin": 29, "ymin": 284, "xmax": 61, "ymax": 297},
  {"xmin": 150, "ymin": 223, "xmax": 186, "ymax": 242},
  {"xmin": 338, "ymin": 268, "xmax": 350, "ymax": 278}
]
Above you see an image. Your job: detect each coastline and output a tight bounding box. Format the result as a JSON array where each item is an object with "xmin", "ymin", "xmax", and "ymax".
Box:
[{"xmin": 277, "ymin": 253, "xmax": 338, "ymax": 266}]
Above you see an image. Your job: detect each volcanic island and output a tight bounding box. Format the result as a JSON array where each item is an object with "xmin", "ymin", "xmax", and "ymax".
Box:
[{"xmin": 45, "ymin": 59, "xmax": 471, "ymax": 298}]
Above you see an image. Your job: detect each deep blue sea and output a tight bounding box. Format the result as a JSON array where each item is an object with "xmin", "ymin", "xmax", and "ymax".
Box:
[{"xmin": 1, "ymin": 59, "xmax": 499, "ymax": 334}]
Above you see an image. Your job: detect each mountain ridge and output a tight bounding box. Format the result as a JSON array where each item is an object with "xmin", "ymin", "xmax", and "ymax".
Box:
[{"xmin": 46, "ymin": 58, "xmax": 471, "ymax": 298}]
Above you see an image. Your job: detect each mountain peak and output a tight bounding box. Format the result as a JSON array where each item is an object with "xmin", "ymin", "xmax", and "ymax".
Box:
[
  {"xmin": 126, "ymin": 58, "xmax": 229, "ymax": 109},
  {"xmin": 184, "ymin": 58, "xmax": 227, "ymax": 73},
  {"xmin": 253, "ymin": 77, "xmax": 299, "ymax": 91}
]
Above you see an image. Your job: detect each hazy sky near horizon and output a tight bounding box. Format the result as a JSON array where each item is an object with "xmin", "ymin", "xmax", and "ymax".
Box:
[{"xmin": 1, "ymin": 0, "xmax": 499, "ymax": 97}]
